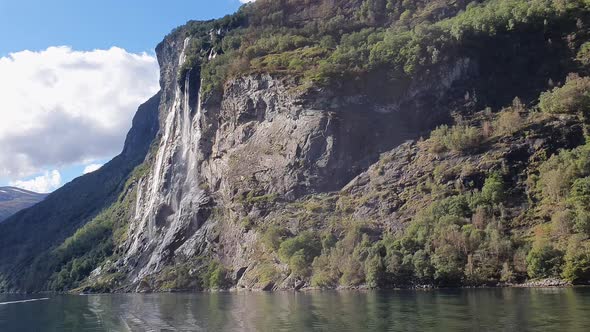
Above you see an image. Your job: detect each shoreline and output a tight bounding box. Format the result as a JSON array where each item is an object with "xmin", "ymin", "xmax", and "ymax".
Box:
[{"xmin": 0, "ymin": 278, "xmax": 578, "ymax": 295}]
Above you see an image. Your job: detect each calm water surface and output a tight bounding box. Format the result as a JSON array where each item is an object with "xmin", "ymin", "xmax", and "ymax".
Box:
[{"xmin": 1, "ymin": 288, "xmax": 589, "ymax": 331}]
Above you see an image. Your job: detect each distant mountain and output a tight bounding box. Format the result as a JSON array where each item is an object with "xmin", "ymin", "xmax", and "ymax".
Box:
[{"xmin": 0, "ymin": 187, "xmax": 47, "ymax": 223}]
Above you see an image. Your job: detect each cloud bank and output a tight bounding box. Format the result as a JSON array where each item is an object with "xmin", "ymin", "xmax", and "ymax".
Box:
[
  {"xmin": 83, "ymin": 163, "xmax": 103, "ymax": 174},
  {"xmin": 0, "ymin": 46, "xmax": 160, "ymax": 184},
  {"xmin": 9, "ymin": 170, "xmax": 61, "ymax": 193}
]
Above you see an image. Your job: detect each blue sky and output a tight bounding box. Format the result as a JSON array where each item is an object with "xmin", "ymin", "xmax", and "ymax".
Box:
[
  {"xmin": 0, "ymin": 0, "xmax": 244, "ymax": 56},
  {"xmin": 0, "ymin": 0, "xmax": 247, "ymax": 192}
]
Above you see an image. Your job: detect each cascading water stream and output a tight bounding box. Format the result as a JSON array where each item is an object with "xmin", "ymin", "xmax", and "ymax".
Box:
[
  {"xmin": 134, "ymin": 37, "xmax": 191, "ymax": 239},
  {"xmin": 181, "ymin": 71, "xmax": 192, "ymax": 160},
  {"xmin": 184, "ymin": 78, "xmax": 203, "ymax": 186},
  {"xmin": 175, "ymin": 72, "xmax": 204, "ymax": 221},
  {"xmin": 128, "ymin": 35, "xmax": 210, "ymax": 278}
]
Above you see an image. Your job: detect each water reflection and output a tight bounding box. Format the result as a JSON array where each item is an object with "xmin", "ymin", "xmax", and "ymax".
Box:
[{"xmin": 1, "ymin": 288, "xmax": 590, "ymax": 331}]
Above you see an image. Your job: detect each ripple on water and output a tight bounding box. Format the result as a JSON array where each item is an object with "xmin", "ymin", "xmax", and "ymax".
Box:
[{"xmin": 1, "ymin": 288, "xmax": 590, "ymax": 331}]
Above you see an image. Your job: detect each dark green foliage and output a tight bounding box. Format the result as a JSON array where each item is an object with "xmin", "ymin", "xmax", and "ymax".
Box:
[
  {"xmin": 481, "ymin": 173, "xmax": 506, "ymax": 205},
  {"xmin": 204, "ymin": 261, "xmax": 230, "ymax": 289},
  {"xmin": 303, "ymin": 175, "xmax": 513, "ymax": 287},
  {"xmin": 174, "ymin": 12, "xmax": 247, "ymax": 89},
  {"xmin": 431, "ymin": 242, "xmax": 465, "ymax": 283},
  {"xmin": 365, "ymin": 254, "xmax": 384, "ymax": 288},
  {"xmin": 570, "ymin": 177, "xmax": 590, "ymax": 209},
  {"xmin": 279, "ymin": 231, "xmax": 322, "ymax": 277},
  {"xmin": 178, "ymin": 0, "xmax": 590, "ymax": 101},
  {"xmin": 155, "ymin": 264, "xmax": 201, "ymax": 291},
  {"xmin": 310, "ymin": 223, "xmax": 374, "ymax": 287},
  {"xmin": 48, "ymin": 220, "xmax": 114, "ymax": 291},
  {"xmin": 526, "ymin": 244, "xmax": 564, "ymax": 279},
  {"xmin": 562, "ymin": 236, "xmax": 590, "ymax": 283},
  {"xmin": 431, "ymin": 195, "xmax": 471, "ymax": 219},
  {"xmin": 321, "ymin": 232, "xmax": 337, "ymax": 250},
  {"xmin": 574, "ymin": 210, "xmax": 590, "ymax": 235},
  {"xmin": 201, "ymin": 54, "xmax": 232, "ymax": 95}
]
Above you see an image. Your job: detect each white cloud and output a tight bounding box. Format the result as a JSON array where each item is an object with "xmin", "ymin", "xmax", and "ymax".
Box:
[
  {"xmin": 240, "ymin": 0, "xmax": 256, "ymax": 3},
  {"xmin": 83, "ymin": 163, "xmax": 103, "ymax": 174},
  {"xmin": 9, "ymin": 170, "xmax": 61, "ymax": 193},
  {"xmin": 0, "ymin": 46, "xmax": 159, "ymax": 180}
]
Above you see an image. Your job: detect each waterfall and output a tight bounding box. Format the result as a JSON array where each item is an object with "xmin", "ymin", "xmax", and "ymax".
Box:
[
  {"xmin": 140, "ymin": 37, "xmax": 192, "ymax": 235},
  {"xmin": 185, "ymin": 78, "xmax": 203, "ymax": 184},
  {"xmin": 181, "ymin": 72, "xmax": 191, "ymax": 159},
  {"xmin": 139, "ymin": 35, "xmax": 206, "ymax": 235},
  {"xmin": 127, "ymin": 35, "xmax": 209, "ymax": 277}
]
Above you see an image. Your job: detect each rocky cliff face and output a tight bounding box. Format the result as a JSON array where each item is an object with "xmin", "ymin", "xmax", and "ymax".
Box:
[
  {"xmin": 86, "ymin": 1, "xmax": 589, "ymax": 290},
  {"xmin": 88, "ymin": 25, "xmax": 503, "ymax": 291}
]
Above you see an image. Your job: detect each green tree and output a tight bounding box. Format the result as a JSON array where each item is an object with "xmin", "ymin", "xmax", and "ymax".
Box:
[
  {"xmin": 569, "ymin": 177, "xmax": 590, "ymax": 209},
  {"xmin": 562, "ymin": 236, "xmax": 590, "ymax": 283},
  {"xmin": 526, "ymin": 244, "xmax": 563, "ymax": 279},
  {"xmin": 279, "ymin": 231, "xmax": 322, "ymax": 275},
  {"xmin": 365, "ymin": 254, "xmax": 384, "ymax": 288},
  {"xmin": 206, "ymin": 261, "xmax": 229, "ymax": 289},
  {"xmin": 432, "ymin": 244, "xmax": 465, "ymax": 285},
  {"xmin": 482, "ymin": 173, "xmax": 506, "ymax": 205}
]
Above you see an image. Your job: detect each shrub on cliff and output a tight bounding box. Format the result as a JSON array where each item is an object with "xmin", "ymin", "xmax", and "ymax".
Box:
[
  {"xmin": 262, "ymin": 225, "xmax": 289, "ymax": 251},
  {"xmin": 535, "ymin": 141, "xmax": 590, "ymax": 204},
  {"xmin": 539, "ymin": 74, "xmax": 590, "ymax": 127},
  {"xmin": 310, "ymin": 223, "xmax": 373, "ymax": 287},
  {"xmin": 481, "ymin": 172, "xmax": 506, "ymax": 205},
  {"xmin": 204, "ymin": 261, "xmax": 230, "ymax": 289},
  {"xmin": 278, "ymin": 231, "xmax": 321, "ymax": 277},
  {"xmin": 494, "ymin": 98, "xmax": 526, "ymax": 136},
  {"xmin": 577, "ymin": 42, "xmax": 590, "ymax": 67},
  {"xmin": 429, "ymin": 125, "xmax": 482, "ymax": 153}
]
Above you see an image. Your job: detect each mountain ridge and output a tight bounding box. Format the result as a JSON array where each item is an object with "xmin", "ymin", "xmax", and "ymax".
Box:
[{"xmin": 0, "ymin": 187, "xmax": 47, "ymax": 223}]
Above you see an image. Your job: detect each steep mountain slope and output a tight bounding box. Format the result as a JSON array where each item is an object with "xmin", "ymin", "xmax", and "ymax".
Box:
[
  {"xmin": 0, "ymin": 93, "xmax": 160, "ymax": 291},
  {"xmin": 0, "ymin": 187, "xmax": 47, "ymax": 223},
  {"xmin": 3, "ymin": 0, "xmax": 590, "ymax": 293}
]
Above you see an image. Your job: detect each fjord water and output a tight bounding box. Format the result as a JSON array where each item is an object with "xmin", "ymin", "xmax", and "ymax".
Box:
[{"xmin": 1, "ymin": 288, "xmax": 589, "ymax": 331}]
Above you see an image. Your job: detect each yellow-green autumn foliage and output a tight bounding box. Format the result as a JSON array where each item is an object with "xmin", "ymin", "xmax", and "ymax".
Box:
[{"xmin": 540, "ymin": 74, "xmax": 590, "ymax": 116}]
